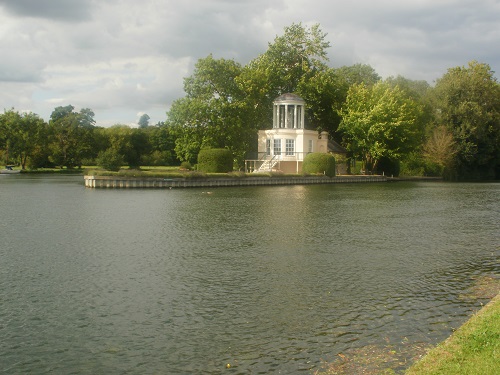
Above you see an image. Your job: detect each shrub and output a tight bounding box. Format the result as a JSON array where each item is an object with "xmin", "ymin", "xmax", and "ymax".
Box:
[
  {"xmin": 303, "ymin": 153, "xmax": 336, "ymax": 177},
  {"xmin": 180, "ymin": 161, "xmax": 193, "ymax": 170},
  {"xmin": 96, "ymin": 148, "xmax": 124, "ymax": 172},
  {"xmin": 197, "ymin": 148, "xmax": 233, "ymax": 173}
]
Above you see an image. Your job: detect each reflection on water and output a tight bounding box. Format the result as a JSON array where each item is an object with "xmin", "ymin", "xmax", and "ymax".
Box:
[{"xmin": 0, "ymin": 176, "xmax": 499, "ymax": 374}]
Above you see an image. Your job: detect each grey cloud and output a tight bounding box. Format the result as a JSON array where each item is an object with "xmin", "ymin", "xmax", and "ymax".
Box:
[
  {"xmin": 1, "ymin": 0, "xmax": 499, "ymax": 126},
  {"xmin": 0, "ymin": 0, "xmax": 93, "ymax": 21}
]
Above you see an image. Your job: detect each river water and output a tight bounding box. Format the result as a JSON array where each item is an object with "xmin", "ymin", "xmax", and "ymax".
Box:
[{"xmin": 0, "ymin": 175, "xmax": 498, "ymax": 374}]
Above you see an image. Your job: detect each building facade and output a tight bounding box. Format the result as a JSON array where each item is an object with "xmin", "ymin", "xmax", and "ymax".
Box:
[{"xmin": 246, "ymin": 93, "xmax": 329, "ymax": 174}]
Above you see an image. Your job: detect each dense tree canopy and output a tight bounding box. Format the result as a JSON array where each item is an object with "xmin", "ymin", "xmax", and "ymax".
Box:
[
  {"xmin": 167, "ymin": 55, "xmax": 252, "ymax": 164},
  {"xmin": 339, "ymin": 81, "xmax": 423, "ymax": 172},
  {"xmin": 48, "ymin": 105, "xmax": 97, "ymax": 168},
  {"xmin": 0, "ymin": 22, "xmax": 499, "ymax": 180},
  {"xmin": 432, "ymin": 61, "xmax": 500, "ymax": 179}
]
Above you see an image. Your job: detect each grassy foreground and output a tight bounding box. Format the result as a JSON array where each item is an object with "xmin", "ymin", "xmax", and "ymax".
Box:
[{"xmin": 405, "ymin": 292, "xmax": 500, "ymax": 375}]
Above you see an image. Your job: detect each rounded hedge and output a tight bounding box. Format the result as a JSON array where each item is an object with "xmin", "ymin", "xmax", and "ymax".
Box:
[
  {"xmin": 96, "ymin": 148, "xmax": 124, "ymax": 172},
  {"xmin": 303, "ymin": 153, "xmax": 336, "ymax": 177},
  {"xmin": 197, "ymin": 148, "xmax": 233, "ymax": 173}
]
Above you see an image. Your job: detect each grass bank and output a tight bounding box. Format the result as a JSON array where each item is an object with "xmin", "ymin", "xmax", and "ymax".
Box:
[
  {"xmin": 405, "ymin": 292, "xmax": 500, "ymax": 375},
  {"xmin": 315, "ymin": 276, "xmax": 499, "ymax": 375}
]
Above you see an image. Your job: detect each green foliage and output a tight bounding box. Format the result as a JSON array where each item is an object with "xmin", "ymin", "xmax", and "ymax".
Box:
[
  {"xmin": 399, "ymin": 152, "xmax": 440, "ymax": 177},
  {"xmin": 339, "ymin": 81, "xmax": 423, "ymax": 173},
  {"xmin": 336, "ymin": 63, "xmax": 381, "ymax": 87},
  {"xmin": 237, "ymin": 23, "xmax": 332, "ymax": 132},
  {"xmin": 197, "ymin": 148, "xmax": 233, "ymax": 173},
  {"xmin": 180, "ymin": 161, "xmax": 192, "ymax": 170},
  {"xmin": 168, "ymin": 55, "xmax": 253, "ymax": 167},
  {"xmin": 96, "ymin": 148, "xmax": 124, "ymax": 171},
  {"xmin": 433, "ymin": 61, "xmax": 500, "ymax": 180},
  {"xmin": 296, "ymin": 68, "xmax": 346, "ymax": 136},
  {"xmin": 48, "ymin": 105, "xmax": 96, "ymax": 168},
  {"xmin": 303, "ymin": 152, "xmax": 336, "ymax": 177},
  {"xmin": 0, "ymin": 109, "xmax": 49, "ymax": 169}
]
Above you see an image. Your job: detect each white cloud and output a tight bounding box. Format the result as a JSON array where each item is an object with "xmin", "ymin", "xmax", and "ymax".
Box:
[{"xmin": 0, "ymin": 0, "xmax": 499, "ymax": 126}]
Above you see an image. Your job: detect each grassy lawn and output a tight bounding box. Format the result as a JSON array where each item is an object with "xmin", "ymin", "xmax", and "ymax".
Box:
[{"xmin": 405, "ymin": 292, "xmax": 500, "ymax": 375}]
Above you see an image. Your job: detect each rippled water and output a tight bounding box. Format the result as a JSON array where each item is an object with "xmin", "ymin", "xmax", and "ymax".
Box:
[{"xmin": 0, "ymin": 175, "xmax": 498, "ymax": 374}]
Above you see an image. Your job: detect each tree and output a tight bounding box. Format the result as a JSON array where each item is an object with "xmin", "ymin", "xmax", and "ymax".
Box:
[
  {"xmin": 0, "ymin": 109, "xmax": 48, "ymax": 169},
  {"xmin": 433, "ymin": 61, "xmax": 500, "ymax": 180},
  {"xmin": 143, "ymin": 125, "xmax": 177, "ymax": 166},
  {"xmin": 167, "ymin": 55, "xmax": 253, "ymax": 165},
  {"xmin": 423, "ymin": 125, "xmax": 457, "ymax": 172},
  {"xmin": 138, "ymin": 113, "xmax": 150, "ymax": 128},
  {"xmin": 96, "ymin": 148, "xmax": 124, "ymax": 171},
  {"xmin": 48, "ymin": 105, "xmax": 96, "ymax": 168},
  {"xmin": 339, "ymin": 81, "xmax": 423, "ymax": 172},
  {"xmin": 0, "ymin": 109, "xmax": 23, "ymax": 165},
  {"xmin": 104, "ymin": 125, "xmax": 151, "ymax": 168},
  {"xmin": 237, "ymin": 23, "xmax": 331, "ymax": 129},
  {"xmin": 296, "ymin": 67, "xmax": 347, "ymax": 137},
  {"xmin": 335, "ymin": 64, "xmax": 381, "ymax": 87}
]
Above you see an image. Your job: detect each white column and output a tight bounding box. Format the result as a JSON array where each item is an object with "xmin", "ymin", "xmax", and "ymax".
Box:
[
  {"xmin": 301, "ymin": 105, "xmax": 305, "ymax": 128},
  {"xmin": 293, "ymin": 105, "xmax": 296, "ymax": 128},
  {"xmin": 273, "ymin": 104, "xmax": 277, "ymax": 128}
]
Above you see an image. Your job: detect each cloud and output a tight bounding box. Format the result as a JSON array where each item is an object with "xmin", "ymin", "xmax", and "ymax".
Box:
[
  {"xmin": 0, "ymin": 0, "xmax": 93, "ymax": 21},
  {"xmin": 0, "ymin": 0, "xmax": 499, "ymax": 126}
]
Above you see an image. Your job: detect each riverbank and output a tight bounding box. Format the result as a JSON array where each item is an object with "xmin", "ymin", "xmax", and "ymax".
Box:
[
  {"xmin": 315, "ymin": 276, "xmax": 499, "ymax": 375},
  {"xmin": 405, "ymin": 291, "xmax": 500, "ymax": 375},
  {"xmin": 84, "ymin": 174, "xmax": 388, "ymax": 188}
]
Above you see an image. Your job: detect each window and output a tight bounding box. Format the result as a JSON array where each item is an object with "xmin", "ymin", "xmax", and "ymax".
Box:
[
  {"xmin": 279, "ymin": 106, "xmax": 286, "ymax": 128},
  {"xmin": 308, "ymin": 139, "xmax": 313, "ymax": 153},
  {"xmin": 286, "ymin": 139, "xmax": 295, "ymax": 156},
  {"xmin": 266, "ymin": 139, "xmax": 271, "ymax": 155},
  {"xmin": 273, "ymin": 139, "xmax": 281, "ymax": 155}
]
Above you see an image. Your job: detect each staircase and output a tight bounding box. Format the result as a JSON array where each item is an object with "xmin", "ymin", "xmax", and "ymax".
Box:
[{"xmin": 255, "ymin": 157, "xmax": 279, "ymax": 172}]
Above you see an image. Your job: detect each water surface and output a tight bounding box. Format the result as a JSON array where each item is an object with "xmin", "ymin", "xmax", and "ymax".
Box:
[{"xmin": 0, "ymin": 175, "xmax": 498, "ymax": 373}]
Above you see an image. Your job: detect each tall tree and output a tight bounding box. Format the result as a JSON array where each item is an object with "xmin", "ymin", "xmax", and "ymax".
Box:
[
  {"xmin": 423, "ymin": 125, "xmax": 457, "ymax": 172},
  {"xmin": 138, "ymin": 113, "xmax": 150, "ymax": 128},
  {"xmin": 335, "ymin": 63, "xmax": 381, "ymax": 87},
  {"xmin": 0, "ymin": 109, "xmax": 50, "ymax": 169},
  {"xmin": 433, "ymin": 61, "xmax": 500, "ymax": 180},
  {"xmin": 48, "ymin": 105, "xmax": 96, "ymax": 168},
  {"xmin": 296, "ymin": 67, "xmax": 347, "ymax": 137},
  {"xmin": 167, "ymin": 55, "xmax": 252, "ymax": 165},
  {"xmin": 339, "ymin": 82, "xmax": 423, "ymax": 172},
  {"xmin": 237, "ymin": 23, "xmax": 331, "ymax": 129},
  {"xmin": 104, "ymin": 125, "xmax": 151, "ymax": 168},
  {"xmin": 0, "ymin": 109, "xmax": 22, "ymax": 165}
]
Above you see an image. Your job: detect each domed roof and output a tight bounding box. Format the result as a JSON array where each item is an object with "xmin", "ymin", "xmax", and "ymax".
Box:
[{"xmin": 274, "ymin": 93, "xmax": 305, "ymax": 104}]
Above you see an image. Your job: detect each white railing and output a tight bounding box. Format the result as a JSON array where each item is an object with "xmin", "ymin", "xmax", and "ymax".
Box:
[{"xmin": 244, "ymin": 152, "xmax": 311, "ymax": 173}]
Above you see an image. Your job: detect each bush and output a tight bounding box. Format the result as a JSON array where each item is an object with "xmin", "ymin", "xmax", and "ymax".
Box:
[
  {"xmin": 197, "ymin": 148, "xmax": 233, "ymax": 173},
  {"xmin": 96, "ymin": 148, "xmax": 124, "ymax": 172},
  {"xmin": 303, "ymin": 153, "xmax": 336, "ymax": 177},
  {"xmin": 180, "ymin": 161, "xmax": 193, "ymax": 170}
]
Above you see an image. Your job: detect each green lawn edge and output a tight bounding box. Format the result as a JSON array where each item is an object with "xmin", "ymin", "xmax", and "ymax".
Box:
[{"xmin": 405, "ymin": 293, "xmax": 500, "ymax": 375}]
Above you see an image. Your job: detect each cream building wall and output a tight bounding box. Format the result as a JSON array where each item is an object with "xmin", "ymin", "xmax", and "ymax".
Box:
[{"xmin": 249, "ymin": 93, "xmax": 330, "ymax": 173}]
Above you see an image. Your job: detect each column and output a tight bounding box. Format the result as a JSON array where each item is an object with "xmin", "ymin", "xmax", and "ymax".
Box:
[
  {"xmin": 273, "ymin": 104, "xmax": 277, "ymax": 128},
  {"xmin": 294, "ymin": 105, "xmax": 297, "ymax": 129}
]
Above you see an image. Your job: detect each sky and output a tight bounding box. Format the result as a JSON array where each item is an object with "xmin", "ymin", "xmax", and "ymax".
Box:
[{"xmin": 0, "ymin": 0, "xmax": 499, "ymax": 127}]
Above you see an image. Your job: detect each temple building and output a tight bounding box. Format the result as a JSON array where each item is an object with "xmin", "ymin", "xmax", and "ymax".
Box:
[{"xmin": 246, "ymin": 93, "xmax": 345, "ymax": 174}]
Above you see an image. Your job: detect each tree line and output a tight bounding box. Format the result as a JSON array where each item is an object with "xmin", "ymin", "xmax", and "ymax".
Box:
[
  {"xmin": 1, "ymin": 23, "xmax": 499, "ymax": 180},
  {"xmin": 0, "ymin": 105, "xmax": 177, "ymax": 170}
]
